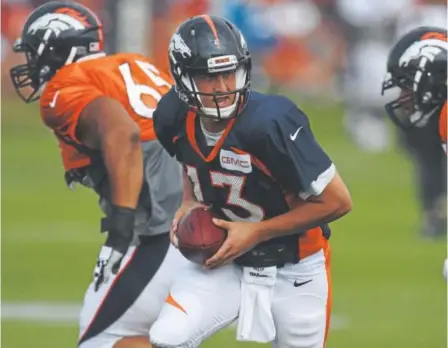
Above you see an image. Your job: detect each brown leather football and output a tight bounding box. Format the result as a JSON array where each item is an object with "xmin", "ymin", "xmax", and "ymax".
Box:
[{"xmin": 176, "ymin": 207, "xmax": 227, "ymax": 265}]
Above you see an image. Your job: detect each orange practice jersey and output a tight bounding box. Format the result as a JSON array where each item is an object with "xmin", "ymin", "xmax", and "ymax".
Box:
[
  {"xmin": 439, "ymin": 102, "xmax": 447, "ymax": 153},
  {"xmin": 40, "ymin": 53, "xmax": 173, "ymax": 170}
]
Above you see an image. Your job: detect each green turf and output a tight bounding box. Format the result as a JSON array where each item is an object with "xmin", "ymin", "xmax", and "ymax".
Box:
[{"xmin": 1, "ymin": 96, "xmax": 446, "ymax": 348}]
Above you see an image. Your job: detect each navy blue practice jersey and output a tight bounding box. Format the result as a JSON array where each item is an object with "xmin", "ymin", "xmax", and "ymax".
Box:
[{"xmin": 154, "ymin": 88, "xmax": 334, "ymax": 258}]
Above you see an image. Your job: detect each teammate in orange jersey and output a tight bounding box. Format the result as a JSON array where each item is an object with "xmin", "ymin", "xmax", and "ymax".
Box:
[
  {"xmin": 10, "ymin": 2, "xmax": 188, "ymax": 347},
  {"xmin": 381, "ymin": 26, "xmax": 447, "ymax": 278}
]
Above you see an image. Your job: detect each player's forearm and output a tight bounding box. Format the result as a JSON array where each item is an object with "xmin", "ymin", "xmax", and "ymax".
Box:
[
  {"xmin": 101, "ymin": 130, "xmax": 143, "ymax": 208},
  {"xmin": 258, "ymin": 172, "xmax": 352, "ymax": 241},
  {"xmin": 257, "ymin": 199, "xmax": 350, "ymax": 241}
]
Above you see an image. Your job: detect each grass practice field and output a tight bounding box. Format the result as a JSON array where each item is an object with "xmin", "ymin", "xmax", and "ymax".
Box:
[{"xmin": 2, "ymin": 96, "xmax": 446, "ymax": 348}]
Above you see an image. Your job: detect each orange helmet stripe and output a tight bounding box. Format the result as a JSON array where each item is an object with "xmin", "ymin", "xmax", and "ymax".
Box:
[
  {"xmin": 421, "ymin": 32, "xmax": 448, "ymax": 41},
  {"xmin": 54, "ymin": 7, "xmax": 90, "ymax": 27},
  {"xmin": 200, "ymin": 15, "xmax": 220, "ymax": 47}
]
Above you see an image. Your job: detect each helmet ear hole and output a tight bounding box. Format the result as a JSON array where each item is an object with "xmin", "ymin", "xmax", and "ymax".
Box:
[{"xmin": 45, "ymin": 45, "xmax": 67, "ymax": 67}]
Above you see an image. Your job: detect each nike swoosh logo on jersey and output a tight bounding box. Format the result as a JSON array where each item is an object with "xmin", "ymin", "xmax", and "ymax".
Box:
[
  {"xmin": 49, "ymin": 91, "xmax": 60, "ymax": 108},
  {"xmin": 289, "ymin": 126, "xmax": 303, "ymax": 141},
  {"xmin": 293, "ymin": 279, "xmax": 312, "ymax": 287}
]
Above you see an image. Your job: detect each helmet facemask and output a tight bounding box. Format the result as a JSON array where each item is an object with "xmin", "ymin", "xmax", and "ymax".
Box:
[
  {"xmin": 382, "ymin": 65, "xmax": 444, "ymax": 129},
  {"xmin": 10, "ymin": 38, "xmax": 52, "ymax": 103}
]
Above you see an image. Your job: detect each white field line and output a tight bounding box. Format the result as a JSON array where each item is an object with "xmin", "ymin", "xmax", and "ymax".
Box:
[{"xmin": 1, "ymin": 301, "xmax": 349, "ymax": 330}]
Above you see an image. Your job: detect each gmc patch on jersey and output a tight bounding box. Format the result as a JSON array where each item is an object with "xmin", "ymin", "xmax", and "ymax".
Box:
[{"xmin": 219, "ymin": 149, "xmax": 252, "ymax": 174}]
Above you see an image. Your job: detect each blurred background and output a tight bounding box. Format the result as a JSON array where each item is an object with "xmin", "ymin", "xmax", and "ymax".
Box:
[{"xmin": 1, "ymin": 0, "xmax": 447, "ymax": 347}]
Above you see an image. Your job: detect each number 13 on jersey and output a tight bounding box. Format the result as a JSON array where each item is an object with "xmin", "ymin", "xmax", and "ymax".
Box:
[{"xmin": 185, "ymin": 165, "xmax": 265, "ymax": 222}]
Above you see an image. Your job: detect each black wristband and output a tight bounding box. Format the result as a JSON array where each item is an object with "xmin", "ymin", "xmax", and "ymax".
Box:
[{"xmin": 101, "ymin": 205, "xmax": 135, "ymax": 253}]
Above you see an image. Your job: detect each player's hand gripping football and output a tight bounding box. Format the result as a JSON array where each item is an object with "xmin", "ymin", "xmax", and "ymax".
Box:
[
  {"xmin": 170, "ymin": 200, "xmax": 208, "ymax": 247},
  {"xmin": 205, "ymin": 219, "xmax": 262, "ymax": 269},
  {"xmin": 94, "ymin": 206, "xmax": 135, "ymax": 291}
]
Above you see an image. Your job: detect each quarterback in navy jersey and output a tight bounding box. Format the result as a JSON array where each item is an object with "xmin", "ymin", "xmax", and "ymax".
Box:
[{"xmin": 150, "ymin": 15, "xmax": 352, "ymax": 348}]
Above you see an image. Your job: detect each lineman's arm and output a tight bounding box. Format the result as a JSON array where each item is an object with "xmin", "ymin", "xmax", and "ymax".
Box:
[{"xmin": 77, "ymin": 96, "xmax": 143, "ymax": 209}]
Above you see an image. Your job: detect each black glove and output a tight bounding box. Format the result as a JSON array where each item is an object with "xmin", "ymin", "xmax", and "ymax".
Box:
[{"xmin": 94, "ymin": 205, "xmax": 135, "ymax": 291}]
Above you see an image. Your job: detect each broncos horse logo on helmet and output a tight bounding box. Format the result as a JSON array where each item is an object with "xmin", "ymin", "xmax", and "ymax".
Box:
[
  {"xmin": 10, "ymin": 1, "xmax": 103, "ymax": 103},
  {"xmin": 169, "ymin": 33, "xmax": 192, "ymax": 61},
  {"xmin": 27, "ymin": 12, "xmax": 87, "ymax": 36}
]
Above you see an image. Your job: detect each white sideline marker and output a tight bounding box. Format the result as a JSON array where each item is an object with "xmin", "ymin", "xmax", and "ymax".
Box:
[{"xmin": 1, "ymin": 301, "xmax": 348, "ymax": 330}]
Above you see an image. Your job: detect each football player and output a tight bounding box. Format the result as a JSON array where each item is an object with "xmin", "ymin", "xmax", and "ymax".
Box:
[
  {"xmin": 381, "ymin": 26, "xmax": 447, "ymax": 277},
  {"xmin": 382, "ymin": 26, "xmax": 447, "ymax": 154},
  {"xmin": 10, "ymin": 2, "xmax": 188, "ymax": 347},
  {"xmin": 149, "ymin": 15, "xmax": 352, "ymax": 348}
]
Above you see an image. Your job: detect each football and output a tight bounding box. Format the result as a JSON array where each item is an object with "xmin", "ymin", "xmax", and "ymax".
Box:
[{"xmin": 176, "ymin": 207, "xmax": 227, "ymax": 265}]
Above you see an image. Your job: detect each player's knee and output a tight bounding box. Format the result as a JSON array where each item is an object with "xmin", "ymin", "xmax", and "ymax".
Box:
[
  {"xmin": 149, "ymin": 309, "xmax": 191, "ymax": 347},
  {"xmin": 150, "ymin": 324, "xmax": 190, "ymax": 348},
  {"xmin": 278, "ymin": 312, "xmax": 326, "ymax": 348}
]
